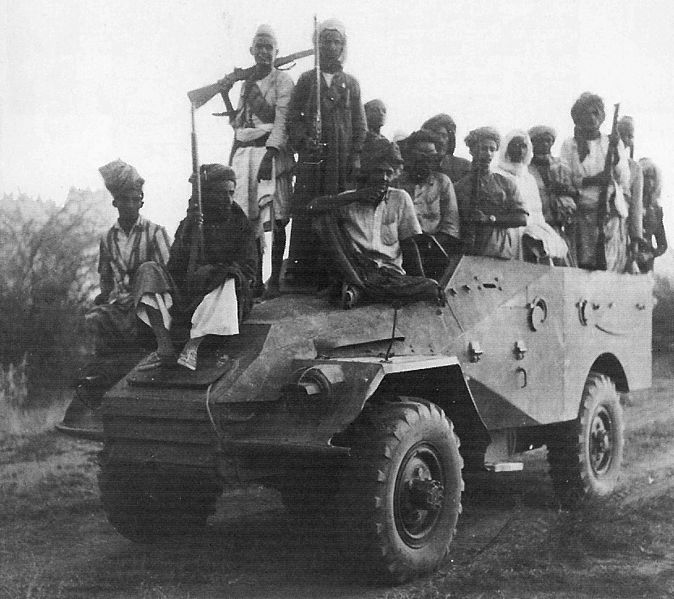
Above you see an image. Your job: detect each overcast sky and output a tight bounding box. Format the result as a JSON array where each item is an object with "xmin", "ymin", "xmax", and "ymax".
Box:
[{"xmin": 1, "ymin": 0, "xmax": 673, "ymax": 238}]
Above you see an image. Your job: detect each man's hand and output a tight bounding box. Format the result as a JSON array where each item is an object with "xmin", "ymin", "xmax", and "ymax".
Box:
[
  {"xmin": 257, "ymin": 148, "xmax": 278, "ymax": 181},
  {"xmin": 188, "ymin": 264, "xmax": 217, "ymax": 293},
  {"xmin": 357, "ymin": 184, "xmax": 388, "ymax": 206},
  {"xmin": 470, "ymin": 208, "xmax": 489, "ymax": 223}
]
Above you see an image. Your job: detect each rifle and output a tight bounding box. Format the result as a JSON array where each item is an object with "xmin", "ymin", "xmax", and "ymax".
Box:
[
  {"xmin": 303, "ymin": 16, "xmax": 325, "ymax": 166},
  {"xmin": 187, "ymin": 102, "xmax": 204, "ymax": 295},
  {"xmin": 595, "ymin": 102, "xmax": 620, "ymax": 270},
  {"xmin": 187, "ymin": 49, "xmax": 314, "ymax": 111}
]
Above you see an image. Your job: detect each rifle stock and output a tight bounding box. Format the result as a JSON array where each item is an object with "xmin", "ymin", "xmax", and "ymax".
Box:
[{"xmin": 187, "ymin": 49, "xmax": 314, "ymax": 110}]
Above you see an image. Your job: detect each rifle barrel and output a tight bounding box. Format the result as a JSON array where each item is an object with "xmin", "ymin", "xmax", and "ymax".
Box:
[{"xmin": 187, "ymin": 49, "xmax": 314, "ymax": 109}]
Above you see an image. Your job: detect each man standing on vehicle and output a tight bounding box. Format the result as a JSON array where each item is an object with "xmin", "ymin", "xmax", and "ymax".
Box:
[
  {"xmin": 219, "ymin": 24, "xmax": 294, "ymax": 299},
  {"xmin": 284, "ymin": 18, "xmax": 367, "ymax": 288},
  {"xmin": 364, "ymin": 98, "xmax": 388, "ymax": 143}
]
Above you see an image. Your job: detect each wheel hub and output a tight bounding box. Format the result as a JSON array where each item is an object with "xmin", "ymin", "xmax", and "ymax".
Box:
[
  {"xmin": 394, "ymin": 443, "xmax": 445, "ymax": 547},
  {"xmin": 408, "ymin": 478, "xmax": 444, "ymax": 511},
  {"xmin": 589, "ymin": 406, "xmax": 613, "ymax": 474}
]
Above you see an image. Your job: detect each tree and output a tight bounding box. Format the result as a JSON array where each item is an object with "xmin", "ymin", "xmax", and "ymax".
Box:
[{"xmin": 0, "ymin": 189, "xmax": 113, "ymax": 404}]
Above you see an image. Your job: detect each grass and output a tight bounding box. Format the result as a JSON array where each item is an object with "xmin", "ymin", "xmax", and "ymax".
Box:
[{"xmin": 0, "ymin": 358, "xmax": 69, "ymax": 439}]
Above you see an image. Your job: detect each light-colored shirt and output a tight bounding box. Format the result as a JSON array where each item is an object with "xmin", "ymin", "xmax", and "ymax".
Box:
[
  {"xmin": 413, "ymin": 172, "xmax": 460, "ymax": 238},
  {"xmin": 341, "ymin": 187, "xmax": 422, "ymax": 274},
  {"xmin": 99, "ymin": 215, "xmax": 171, "ymax": 303},
  {"xmin": 560, "ymin": 134, "xmax": 630, "ymax": 216},
  {"xmin": 233, "ymin": 69, "xmax": 294, "ymax": 151}
]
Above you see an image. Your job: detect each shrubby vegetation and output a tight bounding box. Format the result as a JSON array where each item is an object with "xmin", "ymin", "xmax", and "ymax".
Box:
[
  {"xmin": 0, "ymin": 189, "xmax": 113, "ymax": 408},
  {"xmin": 653, "ymin": 271, "xmax": 674, "ymax": 350}
]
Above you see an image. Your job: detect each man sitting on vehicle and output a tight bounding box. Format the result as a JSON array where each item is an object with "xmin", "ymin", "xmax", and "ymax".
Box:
[
  {"xmin": 308, "ymin": 137, "xmax": 443, "ymax": 308},
  {"xmin": 164, "ymin": 164, "xmax": 257, "ymax": 369},
  {"xmin": 398, "ymin": 129, "xmax": 461, "ymax": 279},
  {"xmin": 60, "ymin": 159, "xmax": 173, "ymax": 429}
]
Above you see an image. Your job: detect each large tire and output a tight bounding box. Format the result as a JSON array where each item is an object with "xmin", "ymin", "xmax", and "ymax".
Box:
[
  {"xmin": 98, "ymin": 461, "xmax": 221, "ymax": 543},
  {"xmin": 337, "ymin": 398, "xmax": 463, "ymax": 584},
  {"xmin": 547, "ymin": 372, "xmax": 624, "ymax": 509}
]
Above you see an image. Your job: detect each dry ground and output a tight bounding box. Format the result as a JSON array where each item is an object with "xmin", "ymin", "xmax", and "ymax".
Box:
[{"xmin": 1, "ymin": 354, "xmax": 674, "ymax": 599}]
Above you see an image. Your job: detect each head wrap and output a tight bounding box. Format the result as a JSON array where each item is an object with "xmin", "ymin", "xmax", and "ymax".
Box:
[
  {"xmin": 361, "ymin": 137, "xmax": 403, "ymax": 172},
  {"xmin": 571, "ymin": 92, "xmax": 605, "ymax": 162},
  {"xmin": 570, "ymin": 92, "xmax": 605, "ymax": 126},
  {"xmin": 422, "ymin": 113, "xmax": 457, "ymax": 135},
  {"xmin": 617, "ymin": 115, "xmax": 634, "ymax": 136},
  {"xmin": 316, "ymin": 18, "xmax": 347, "ymax": 64},
  {"xmin": 252, "ymin": 24, "xmax": 278, "ymax": 48},
  {"xmin": 639, "ymin": 157, "xmax": 662, "ymax": 202},
  {"xmin": 200, "ymin": 163, "xmax": 236, "ymax": 184},
  {"xmin": 364, "ymin": 99, "xmax": 386, "ymax": 113},
  {"xmin": 528, "ymin": 125, "xmax": 556, "ymax": 142},
  {"xmin": 99, "ymin": 160, "xmax": 144, "ymax": 197},
  {"xmin": 406, "ymin": 129, "xmax": 440, "ymax": 150},
  {"xmin": 497, "ymin": 129, "xmax": 533, "ymax": 175},
  {"xmin": 464, "ymin": 127, "xmax": 501, "ymax": 151}
]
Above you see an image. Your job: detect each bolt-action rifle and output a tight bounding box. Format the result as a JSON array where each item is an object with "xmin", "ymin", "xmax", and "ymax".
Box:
[
  {"xmin": 302, "ymin": 15, "xmax": 326, "ymax": 166},
  {"xmin": 595, "ymin": 102, "xmax": 620, "ymax": 270},
  {"xmin": 187, "ymin": 49, "xmax": 314, "ymax": 112},
  {"xmin": 187, "ymin": 103, "xmax": 204, "ymax": 295}
]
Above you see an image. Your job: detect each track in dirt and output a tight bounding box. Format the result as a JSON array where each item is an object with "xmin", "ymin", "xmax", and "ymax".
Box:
[{"xmin": 2, "ymin": 354, "xmax": 674, "ymax": 599}]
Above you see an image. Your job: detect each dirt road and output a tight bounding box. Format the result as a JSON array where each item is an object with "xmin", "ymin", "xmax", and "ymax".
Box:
[{"xmin": 2, "ymin": 354, "xmax": 674, "ymax": 599}]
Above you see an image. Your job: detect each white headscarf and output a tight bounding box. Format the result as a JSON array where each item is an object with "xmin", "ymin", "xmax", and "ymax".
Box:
[
  {"xmin": 497, "ymin": 129, "xmax": 533, "ymax": 176},
  {"xmin": 315, "ymin": 18, "xmax": 347, "ymax": 64},
  {"xmin": 252, "ymin": 24, "xmax": 278, "ymax": 50}
]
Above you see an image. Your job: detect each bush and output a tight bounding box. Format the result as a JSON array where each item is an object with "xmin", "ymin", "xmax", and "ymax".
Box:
[
  {"xmin": 653, "ymin": 273, "xmax": 674, "ymax": 350},
  {"xmin": 0, "ymin": 189, "xmax": 112, "ymax": 406}
]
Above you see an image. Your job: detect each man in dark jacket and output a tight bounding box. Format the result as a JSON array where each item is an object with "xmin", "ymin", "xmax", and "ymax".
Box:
[
  {"xmin": 167, "ymin": 164, "xmax": 257, "ymax": 369},
  {"xmin": 284, "ymin": 18, "xmax": 367, "ymax": 288}
]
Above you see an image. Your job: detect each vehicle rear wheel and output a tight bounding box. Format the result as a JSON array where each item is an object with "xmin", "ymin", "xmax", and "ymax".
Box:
[
  {"xmin": 98, "ymin": 461, "xmax": 221, "ymax": 543},
  {"xmin": 547, "ymin": 372, "xmax": 624, "ymax": 509},
  {"xmin": 337, "ymin": 398, "xmax": 463, "ymax": 583}
]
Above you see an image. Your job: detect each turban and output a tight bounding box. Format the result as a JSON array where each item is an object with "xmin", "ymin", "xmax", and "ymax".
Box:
[
  {"xmin": 422, "ymin": 113, "xmax": 457, "ymax": 134},
  {"xmin": 361, "ymin": 137, "xmax": 403, "ymax": 172},
  {"xmin": 99, "ymin": 160, "xmax": 144, "ymax": 197},
  {"xmin": 316, "ymin": 18, "xmax": 347, "ymax": 64},
  {"xmin": 528, "ymin": 125, "xmax": 556, "ymax": 142},
  {"xmin": 364, "ymin": 99, "xmax": 386, "ymax": 112},
  {"xmin": 570, "ymin": 92, "xmax": 605, "ymax": 126},
  {"xmin": 617, "ymin": 115, "xmax": 634, "ymax": 135},
  {"xmin": 252, "ymin": 24, "xmax": 278, "ymax": 48},
  {"xmin": 319, "ymin": 18, "xmax": 346, "ymax": 38},
  {"xmin": 464, "ymin": 127, "xmax": 501, "ymax": 150},
  {"xmin": 201, "ymin": 163, "xmax": 236, "ymax": 184},
  {"xmin": 406, "ymin": 129, "xmax": 440, "ymax": 149}
]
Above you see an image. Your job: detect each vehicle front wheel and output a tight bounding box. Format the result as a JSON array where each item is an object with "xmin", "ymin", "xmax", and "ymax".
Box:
[
  {"xmin": 547, "ymin": 372, "xmax": 625, "ymax": 509},
  {"xmin": 98, "ymin": 461, "xmax": 221, "ymax": 543},
  {"xmin": 338, "ymin": 398, "xmax": 463, "ymax": 583}
]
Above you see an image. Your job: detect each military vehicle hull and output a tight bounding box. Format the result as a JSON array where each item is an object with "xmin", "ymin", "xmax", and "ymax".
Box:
[{"xmin": 98, "ymin": 256, "xmax": 652, "ymax": 582}]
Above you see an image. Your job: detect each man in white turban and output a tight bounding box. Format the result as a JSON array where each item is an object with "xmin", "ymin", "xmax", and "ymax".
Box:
[{"xmin": 219, "ymin": 24, "xmax": 295, "ymax": 299}]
